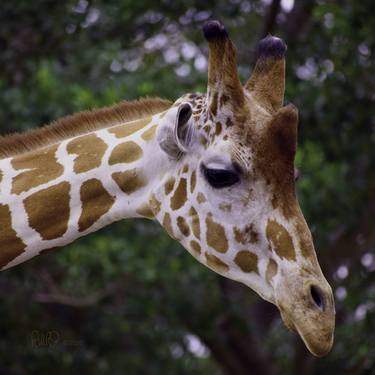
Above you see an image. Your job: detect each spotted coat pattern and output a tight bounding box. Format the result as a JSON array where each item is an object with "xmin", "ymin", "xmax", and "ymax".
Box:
[{"xmin": 0, "ymin": 113, "xmax": 162, "ymax": 269}]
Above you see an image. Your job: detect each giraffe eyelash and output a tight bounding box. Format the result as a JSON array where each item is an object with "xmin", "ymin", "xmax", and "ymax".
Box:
[{"xmin": 231, "ymin": 146, "xmax": 250, "ymax": 172}]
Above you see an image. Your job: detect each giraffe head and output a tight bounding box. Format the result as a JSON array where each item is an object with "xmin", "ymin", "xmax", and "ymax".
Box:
[{"xmin": 151, "ymin": 20, "xmax": 335, "ymax": 357}]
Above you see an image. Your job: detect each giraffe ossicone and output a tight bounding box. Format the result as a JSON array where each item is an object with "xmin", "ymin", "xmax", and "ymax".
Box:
[{"xmin": 0, "ymin": 20, "xmax": 335, "ymax": 357}]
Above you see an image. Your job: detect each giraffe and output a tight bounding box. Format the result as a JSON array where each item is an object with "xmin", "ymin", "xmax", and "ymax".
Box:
[{"xmin": 0, "ymin": 20, "xmax": 335, "ymax": 357}]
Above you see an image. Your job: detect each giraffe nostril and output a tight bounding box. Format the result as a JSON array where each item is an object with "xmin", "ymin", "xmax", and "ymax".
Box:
[{"xmin": 310, "ymin": 285, "xmax": 325, "ymax": 312}]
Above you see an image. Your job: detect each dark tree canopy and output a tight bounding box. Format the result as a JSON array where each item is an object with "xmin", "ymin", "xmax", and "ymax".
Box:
[{"xmin": 0, "ymin": 1, "xmax": 374, "ymax": 374}]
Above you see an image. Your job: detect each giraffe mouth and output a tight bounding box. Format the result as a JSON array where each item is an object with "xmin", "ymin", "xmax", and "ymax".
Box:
[
  {"xmin": 274, "ymin": 270, "xmax": 335, "ymax": 357},
  {"xmin": 278, "ymin": 302, "xmax": 334, "ymax": 357}
]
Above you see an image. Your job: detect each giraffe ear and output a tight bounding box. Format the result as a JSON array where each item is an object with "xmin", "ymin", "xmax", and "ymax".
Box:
[
  {"xmin": 157, "ymin": 103, "xmax": 194, "ymax": 158},
  {"xmin": 174, "ymin": 103, "xmax": 194, "ymax": 152}
]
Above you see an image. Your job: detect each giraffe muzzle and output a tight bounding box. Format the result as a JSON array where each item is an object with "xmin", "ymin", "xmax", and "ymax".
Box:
[{"xmin": 275, "ymin": 269, "xmax": 336, "ymax": 357}]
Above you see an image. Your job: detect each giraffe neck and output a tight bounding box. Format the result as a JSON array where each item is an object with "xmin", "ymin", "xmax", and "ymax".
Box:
[{"xmin": 0, "ymin": 112, "xmax": 171, "ymax": 270}]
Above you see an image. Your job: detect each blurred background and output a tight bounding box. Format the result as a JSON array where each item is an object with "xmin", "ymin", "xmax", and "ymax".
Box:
[{"xmin": 0, "ymin": 0, "xmax": 374, "ymax": 374}]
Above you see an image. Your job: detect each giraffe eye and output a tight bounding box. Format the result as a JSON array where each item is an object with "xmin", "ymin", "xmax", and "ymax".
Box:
[{"xmin": 202, "ymin": 165, "xmax": 240, "ymax": 188}]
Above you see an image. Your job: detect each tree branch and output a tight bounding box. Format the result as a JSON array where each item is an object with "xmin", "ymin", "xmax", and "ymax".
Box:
[
  {"xmin": 321, "ymin": 177, "xmax": 375, "ymax": 275},
  {"xmin": 260, "ymin": 0, "xmax": 282, "ymax": 39},
  {"xmin": 283, "ymin": 0, "xmax": 316, "ymax": 48},
  {"xmin": 293, "ymin": 338, "xmax": 316, "ymax": 375},
  {"xmin": 183, "ymin": 278, "xmax": 278, "ymax": 375},
  {"xmin": 34, "ymin": 269, "xmax": 120, "ymax": 307}
]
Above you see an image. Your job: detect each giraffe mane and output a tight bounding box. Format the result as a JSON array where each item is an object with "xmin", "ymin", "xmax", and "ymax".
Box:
[{"xmin": 0, "ymin": 97, "xmax": 172, "ymax": 159}]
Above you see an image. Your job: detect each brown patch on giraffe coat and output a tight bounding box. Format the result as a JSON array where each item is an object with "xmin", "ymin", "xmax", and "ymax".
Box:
[
  {"xmin": 234, "ymin": 251, "xmax": 259, "ymax": 274},
  {"xmin": 200, "ymin": 136, "xmax": 208, "ymax": 147},
  {"xmin": 219, "ymin": 202, "xmax": 232, "ymax": 212},
  {"xmin": 233, "ymin": 224, "xmax": 258, "ymax": 245},
  {"xmin": 0, "ymin": 204, "xmax": 26, "ymax": 268},
  {"xmin": 295, "ymin": 219, "xmax": 318, "ymax": 264},
  {"xmin": 141, "ymin": 125, "xmax": 157, "ymax": 141},
  {"xmin": 240, "ymin": 189, "xmax": 254, "ymax": 208},
  {"xmin": 190, "ymin": 240, "xmax": 201, "ymax": 256},
  {"xmin": 215, "ymin": 122, "xmax": 222, "ymax": 136},
  {"xmin": 190, "ymin": 171, "xmax": 196, "ymax": 193},
  {"xmin": 197, "ymin": 192, "xmax": 206, "ymax": 204},
  {"xmin": 219, "ymin": 94, "xmax": 229, "ymax": 107},
  {"xmin": 163, "ymin": 213, "xmax": 174, "ymax": 238},
  {"xmin": 170, "ymin": 178, "xmax": 187, "ymax": 210},
  {"xmin": 11, "ymin": 144, "xmax": 64, "ymax": 195},
  {"xmin": 108, "ymin": 141, "xmax": 143, "ymax": 165},
  {"xmin": 24, "ymin": 182, "xmax": 70, "ymax": 240},
  {"xmin": 78, "ymin": 179, "xmax": 115, "ymax": 232},
  {"xmin": 182, "ymin": 164, "xmax": 189, "ymax": 174},
  {"xmin": 149, "ymin": 194, "xmax": 161, "ymax": 216},
  {"xmin": 177, "ymin": 216, "xmax": 190, "ymax": 237},
  {"xmin": 226, "ymin": 117, "xmax": 233, "ymax": 127},
  {"xmin": 189, "ymin": 206, "xmax": 200, "ymax": 239},
  {"xmin": 108, "ymin": 117, "xmax": 150, "ymax": 138},
  {"xmin": 266, "ymin": 219, "xmax": 296, "ymax": 261},
  {"xmin": 112, "ymin": 169, "xmax": 146, "ymax": 195},
  {"xmin": 210, "ymin": 92, "xmax": 219, "ymax": 116},
  {"xmin": 136, "ymin": 203, "xmax": 154, "ymax": 219},
  {"xmin": 205, "ymin": 252, "xmax": 229, "ymax": 273},
  {"xmin": 164, "ymin": 177, "xmax": 175, "ymax": 195},
  {"xmin": 266, "ymin": 258, "xmax": 278, "ymax": 285},
  {"xmin": 67, "ymin": 134, "xmax": 107, "ymax": 174},
  {"xmin": 206, "ymin": 215, "xmax": 228, "ymax": 253}
]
